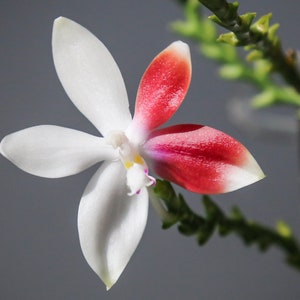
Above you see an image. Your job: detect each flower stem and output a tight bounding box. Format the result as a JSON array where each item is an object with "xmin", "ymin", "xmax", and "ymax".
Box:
[
  {"xmin": 184, "ymin": 0, "xmax": 300, "ymax": 92},
  {"xmin": 152, "ymin": 179, "xmax": 300, "ymax": 270}
]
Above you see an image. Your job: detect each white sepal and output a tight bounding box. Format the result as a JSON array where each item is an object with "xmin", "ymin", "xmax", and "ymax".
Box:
[
  {"xmin": 0, "ymin": 125, "xmax": 115, "ymax": 178},
  {"xmin": 78, "ymin": 161, "xmax": 148, "ymax": 289},
  {"xmin": 52, "ymin": 17, "xmax": 132, "ymax": 136}
]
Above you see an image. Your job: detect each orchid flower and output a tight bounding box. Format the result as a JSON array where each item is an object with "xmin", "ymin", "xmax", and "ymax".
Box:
[{"xmin": 0, "ymin": 17, "xmax": 264, "ymax": 289}]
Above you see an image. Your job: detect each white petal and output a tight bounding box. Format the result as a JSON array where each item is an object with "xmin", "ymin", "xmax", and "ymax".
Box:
[
  {"xmin": 0, "ymin": 125, "xmax": 115, "ymax": 178},
  {"xmin": 52, "ymin": 17, "xmax": 132, "ymax": 136},
  {"xmin": 78, "ymin": 161, "xmax": 148, "ymax": 289}
]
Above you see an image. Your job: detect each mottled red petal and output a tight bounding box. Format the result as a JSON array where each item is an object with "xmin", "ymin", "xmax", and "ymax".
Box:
[
  {"xmin": 131, "ymin": 41, "xmax": 191, "ymax": 135},
  {"xmin": 143, "ymin": 124, "xmax": 264, "ymax": 194}
]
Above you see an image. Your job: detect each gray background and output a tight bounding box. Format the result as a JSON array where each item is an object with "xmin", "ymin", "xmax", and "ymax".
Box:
[{"xmin": 1, "ymin": 0, "xmax": 299, "ymax": 299}]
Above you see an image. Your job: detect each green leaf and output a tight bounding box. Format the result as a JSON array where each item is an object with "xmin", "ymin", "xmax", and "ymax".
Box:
[
  {"xmin": 201, "ymin": 43, "xmax": 237, "ymax": 62},
  {"xmin": 231, "ymin": 206, "xmax": 245, "ymax": 221},
  {"xmin": 250, "ymin": 13, "xmax": 272, "ymax": 35},
  {"xmin": 268, "ymin": 23, "xmax": 280, "ymax": 46},
  {"xmin": 240, "ymin": 12, "xmax": 257, "ymax": 28},
  {"xmin": 197, "ymin": 223, "xmax": 215, "ymax": 245},
  {"xmin": 209, "ymin": 14, "xmax": 223, "ymax": 26},
  {"xmin": 219, "ymin": 64, "xmax": 244, "ymax": 80},
  {"xmin": 217, "ymin": 32, "xmax": 239, "ymax": 46},
  {"xmin": 247, "ymin": 50, "xmax": 263, "ymax": 61},
  {"xmin": 276, "ymin": 221, "xmax": 292, "ymax": 238},
  {"xmin": 251, "ymin": 90, "xmax": 275, "ymax": 107},
  {"xmin": 202, "ymin": 195, "xmax": 223, "ymax": 221},
  {"xmin": 228, "ymin": 1, "xmax": 239, "ymax": 17}
]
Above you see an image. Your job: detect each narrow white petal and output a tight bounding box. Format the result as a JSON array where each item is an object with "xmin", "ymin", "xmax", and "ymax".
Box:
[
  {"xmin": 78, "ymin": 161, "xmax": 148, "ymax": 289},
  {"xmin": 0, "ymin": 125, "xmax": 115, "ymax": 178},
  {"xmin": 52, "ymin": 17, "xmax": 132, "ymax": 136}
]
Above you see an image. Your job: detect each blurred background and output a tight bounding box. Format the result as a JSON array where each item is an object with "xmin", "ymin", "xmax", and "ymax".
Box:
[{"xmin": 1, "ymin": 0, "xmax": 299, "ymax": 299}]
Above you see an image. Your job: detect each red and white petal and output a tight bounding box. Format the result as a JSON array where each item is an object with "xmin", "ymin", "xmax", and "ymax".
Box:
[
  {"xmin": 52, "ymin": 17, "xmax": 132, "ymax": 136},
  {"xmin": 78, "ymin": 161, "xmax": 148, "ymax": 289},
  {"xmin": 0, "ymin": 125, "xmax": 115, "ymax": 178},
  {"xmin": 128, "ymin": 41, "xmax": 191, "ymax": 141},
  {"xmin": 143, "ymin": 124, "xmax": 265, "ymax": 194}
]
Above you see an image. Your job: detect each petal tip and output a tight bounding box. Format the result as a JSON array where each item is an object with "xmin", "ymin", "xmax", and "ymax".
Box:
[
  {"xmin": 53, "ymin": 16, "xmax": 69, "ymax": 28},
  {"xmin": 167, "ymin": 41, "xmax": 191, "ymax": 67},
  {"xmin": 53, "ymin": 17, "xmax": 68, "ymax": 41},
  {"xmin": 105, "ymin": 279, "xmax": 115, "ymax": 291},
  {"xmin": 225, "ymin": 153, "xmax": 265, "ymax": 193},
  {"xmin": 245, "ymin": 154, "xmax": 266, "ymax": 182},
  {"xmin": 53, "ymin": 17, "xmax": 77, "ymax": 39},
  {"xmin": 0, "ymin": 136, "xmax": 9, "ymax": 159},
  {"xmin": 101, "ymin": 272, "xmax": 115, "ymax": 290},
  {"xmin": 171, "ymin": 40, "xmax": 190, "ymax": 58},
  {"xmin": 0, "ymin": 140, "xmax": 4, "ymax": 157}
]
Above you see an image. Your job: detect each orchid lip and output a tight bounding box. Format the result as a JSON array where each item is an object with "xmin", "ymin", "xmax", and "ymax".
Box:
[{"xmin": 105, "ymin": 130, "xmax": 156, "ymax": 195}]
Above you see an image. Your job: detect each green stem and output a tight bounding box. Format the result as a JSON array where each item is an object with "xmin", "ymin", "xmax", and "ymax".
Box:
[
  {"xmin": 197, "ymin": 0, "xmax": 300, "ymax": 93},
  {"xmin": 219, "ymin": 208, "xmax": 300, "ymax": 267},
  {"xmin": 152, "ymin": 179, "xmax": 300, "ymax": 270},
  {"xmin": 172, "ymin": 0, "xmax": 300, "ymax": 108}
]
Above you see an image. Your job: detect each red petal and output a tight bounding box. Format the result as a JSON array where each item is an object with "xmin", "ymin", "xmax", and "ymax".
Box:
[
  {"xmin": 132, "ymin": 41, "xmax": 191, "ymax": 134},
  {"xmin": 143, "ymin": 124, "xmax": 264, "ymax": 194}
]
